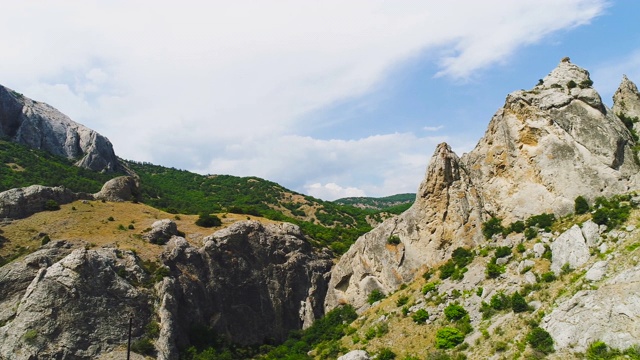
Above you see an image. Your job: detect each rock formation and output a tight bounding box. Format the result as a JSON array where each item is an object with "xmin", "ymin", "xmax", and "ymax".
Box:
[
  {"xmin": 612, "ymin": 75, "xmax": 640, "ymax": 124},
  {"xmin": 325, "ymin": 60, "xmax": 640, "ymax": 311},
  {"xmin": 0, "ymin": 241, "xmax": 153, "ymax": 359},
  {"xmin": 143, "ymin": 219, "xmax": 180, "ymax": 245},
  {"xmin": 94, "ymin": 176, "xmax": 140, "ymax": 202},
  {"xmin": 325, "ymin": 143, "xmax": 486, "ymax": 310},
  {"xmin": 0, "ymin": 84, "xmax": 119, "ymax": 172},
  {"xmin": 156, "ymin": 221, "xmax": 332, "ymax": 358},
  {"xmin": 0, "ymin": 184, "xmax": 91, "ymax": 219}
]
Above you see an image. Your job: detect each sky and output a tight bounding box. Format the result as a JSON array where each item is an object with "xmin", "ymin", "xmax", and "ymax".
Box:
[{"xmin": 1, "ymin": 1, "xmax": 640, "ymax": 200}]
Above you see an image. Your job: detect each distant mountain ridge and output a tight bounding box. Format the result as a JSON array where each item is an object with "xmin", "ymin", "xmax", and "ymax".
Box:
[{"xmin": 333, "ymin": 193, "xmax": 415, "ymax": 211}]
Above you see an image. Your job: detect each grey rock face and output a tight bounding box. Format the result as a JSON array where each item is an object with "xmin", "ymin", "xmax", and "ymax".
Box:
[
  {"xmin": 612, "ymin": 75, "xmax": 640, "ymax": 122},
  {"xmin": 585, "ymin": 260, "xmax": 608, "ymax": 282},
  {"xmin": 338, "ymin": 350, "xmax": 371, "ymax": 360},
  {"xmin": 0, "ymin": 84, "xmax": 119, "ymax": 172},
  {"xmin": 325, "ymin": 143, "xmax": 486, "ymax": 311},
  {"xmin": 94, "ymin": 176, "xmax": 140, "ymax": 202},
  {"xmin": 543, "ymin": 265, "xmax": 640, "ymax": 352},
  {"xmin": 159, "ymin": 221, "xmax": 332, "ymax": 351},
  {"xmin": 463, "ymin": 61, "xmax": 640, "ymax": 221},
  {"xmin": 143, "ymin": 219, "xmax": 180, "ymax": 245},
  {"xmin": 0, "ymin": 242, "xmax": 153, "ymax": 359},
  {"xmin": 0, "ymin": 184, "xmax": 91, "ymax": 219},
  {"xmin": 550, "ymin": 225, "xmax": 590, "ymax": 274}
]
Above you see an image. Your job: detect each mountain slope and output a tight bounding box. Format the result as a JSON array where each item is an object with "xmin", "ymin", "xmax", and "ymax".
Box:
[{"xmin": 333, "ymin": 193, "xmax": 415, "ymax": 212}]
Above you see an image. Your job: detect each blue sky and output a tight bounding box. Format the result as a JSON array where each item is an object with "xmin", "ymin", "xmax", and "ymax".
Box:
[{"xmin": 1, "ymin": 1, "xmax": 639, "ymax": 200}]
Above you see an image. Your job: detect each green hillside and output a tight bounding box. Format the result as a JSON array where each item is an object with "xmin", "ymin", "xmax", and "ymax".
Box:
[{"xmin": 334, "ymin": 193, "xmax": 415, "ymax": 213}]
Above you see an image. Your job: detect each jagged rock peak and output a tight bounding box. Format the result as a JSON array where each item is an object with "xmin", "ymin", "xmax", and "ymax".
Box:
[
  {"xmin": 417, "ymin": 142, "xmax": 462, "ymax": 198},
  {"xmin": 0, "ymin": 84, "xmax": 119, "ymax": 172},
  {"xmin": 613, "ymin": 74, "xmax": 640, "ymax": 120},
  {"xmin": 540, "ymin": 58, "xmax": 592, "ymax": 89}
]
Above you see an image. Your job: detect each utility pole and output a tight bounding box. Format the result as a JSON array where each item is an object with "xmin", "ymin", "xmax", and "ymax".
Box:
[{"xmin": 127, "ymin": 316, "xmax": 132, "ymax": 360}]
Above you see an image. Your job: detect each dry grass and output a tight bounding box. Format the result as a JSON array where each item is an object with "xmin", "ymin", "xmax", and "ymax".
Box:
[{"xmin": 0, "ymin": 200, "xmax": 276, "ymax": 262}]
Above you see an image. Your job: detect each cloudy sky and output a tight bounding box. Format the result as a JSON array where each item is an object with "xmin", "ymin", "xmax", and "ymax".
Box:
[{"xmin": 2, "ymin": 1, "xmax": 639, "ymax": 200}]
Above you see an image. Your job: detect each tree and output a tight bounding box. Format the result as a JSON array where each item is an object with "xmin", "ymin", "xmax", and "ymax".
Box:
[
  {"xmin": 195, "ymin": 213, "xmax": 222, "ymax": 228},
  {"xmin": 511, "ymin": 292, "xmax": 529, "ymax": 313},
  {"xmin": 527, "ymin": 327, "xmax": 554, "ymax": 354},
  {"xmin": 435, "ymin": 327, "xmax": 465, "ymax": 349},
  {"xmin": 444, "ymin": 303, "xmax": 468, "ymax": 322}
]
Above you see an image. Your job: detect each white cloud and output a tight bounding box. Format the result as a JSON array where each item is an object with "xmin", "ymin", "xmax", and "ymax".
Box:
[
  {"xmin": 0, "ymin": 1, "xmax": 607, "ymax": 199},
  {"xmin": 305, "ymin": 183, "xmax": 366, "ymax": 201},
  {"xmin": 424, "ymin": 125, "xmax": 444, "ymax": 132}
]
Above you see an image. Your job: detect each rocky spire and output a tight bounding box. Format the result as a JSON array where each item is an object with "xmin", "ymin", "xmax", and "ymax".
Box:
[{"xmin": 612, "ymin": 75, "xmax": 640, "ymax": 121}]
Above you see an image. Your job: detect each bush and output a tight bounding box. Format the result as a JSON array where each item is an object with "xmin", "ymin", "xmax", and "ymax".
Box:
[
  {"xmin": 575, "ymin": 196, "xmax": 590, "ymax": 215},
  {"xmin": 44, "ymin": 199, "xmax": 60, "ymax": 211},
  {"xmin": 396, "ymin": 295, "xmax": 409, "ymax": 307},
  {"xmin": 435, "ymin": 327, "xmax": 465, "ymax": 349},
  {"xmin": 524, "ymin": 227, "xmax": 537, "ymax": 240},
  {"xmin": 195, "ymin": 213, "xmax": 222, "ymax": 228},
  {"xmin": 508, "ymin": 220, "xmax": 525, "ymax": 234},
  {"xmin": 567, "ymin": 80, "xmax": 577, "ymax": 89},
  {"xmin": 511, "ymin": 292, "xmax": 529, "ymax": 313},
  {"xmin": 439, "ymin": 260, "xmax": 456, "ymax": 279},
  {"xmin": 541, "ymin": 272, "xmax": 557, "ymax": 282},
  {"xmin": 482, "ymin": 217, "xmax": 504, "ymax": 239},
  {"xmin": 451, "ymin": 247, "xmax": 474, "ymax": 267},
  {"xmin": 422, "ymin": 282, "xmax": 437, "ymax": 294},
  {"xmin": 377, "ymin": 348, "xmax": 396, "ymax": 360},
  {"xmin": 494, "ymin": 246, "xmax": 512, "ymax": 258},
  {"xmin": 387, "ymin": 235, "xmax": 401, "ymax": 245},
  {"xmin": 527, "ymin": 327, "xmax": 554, "ymax": 354},
  {"xmin": 526, "ymin": 213, "xmax": 555, "ymax": 231},
  {"xmin": 367, "ymin": 289, "xmax": 385, "ymax": 304},
  {"xmin": 485, "ymin": 262, "xmax": 504, "ymax": 279},
  {"xmin": 131, "ymin": 338, "xmax": 155, "ymax": 356},
  {"xmin": 412, "ymin": 309, "xmax": 430, "ymax": 324},
  {"xmin": 444, "ymin": 303, "xmax": 468, "ymax": 322},
  {"xmin": 490, "ymin": 292, "xmax": 511, "ymax": 311}
]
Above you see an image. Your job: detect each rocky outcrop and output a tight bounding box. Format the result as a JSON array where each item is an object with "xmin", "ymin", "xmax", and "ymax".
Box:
[
  {"xmin": 325, "ymin": 143, "xmax": 486, "ymax": 311},
  {"xmin": 144, "ymin": 219, "xmax": 180, "ymax": 245},
  {"xmin": 338, "ymin": 350, "xmax": 371, "ymax": 360},
  {"xmin": 157, "ymin": 221, "xmax": 332, "ymax": 355},
  {"xmin": 550, "ymin": 225, "xmax": 590, "ymax": 274},
  {"xmin": 325, "ymin": 60, "xmax": 640, "ymax": 311},
  {"xmin": 94, "ymin": 176, "xmax": 140, "ymax": 202},
  {"xmin": 0, "ymin": 84, "xmax": 119, "ymax": 172},
  {"xmin": 0, "ymin": 184, "xmax": 91, "ymax": 219},
  {"xmin": 543, "ymin": 265, "xmax": 640, "ymax": 353},
  {"xmin": 613, "ymin": 75, "xmax": 640, "ymax": 124},
  {"xmin": 463, "ymin": 60, "xmax": 640, "ymax": 221},
  {"xmin": 0, "ymin": 241, "xmax": 153, "ymax": 359}
]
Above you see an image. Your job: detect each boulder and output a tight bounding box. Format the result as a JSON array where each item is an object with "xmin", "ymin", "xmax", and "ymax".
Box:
[
  {"xmin": 550, "ymin": 225, "xmax": 590, "ymax": 274},
  {"xmin": 543, "ymin": 265, "xmax": 640, "ymax": 352},
  {"xmin": 94, "ymin": 176, "xmax": 140, "ymax": 202},
  {"xmin": 144, "ymin": 219, "xmax": 180, "ymax": 245},
  {"xmin": 581, "ymin": 220, "xmax": 601, "ymax": 247},
  {"xmin": 0, "ymin": 185, "xmax": 91, "ymax": 219},
  {"xmin": 585, "ymin": 260, "xmax": 608, "ymax": 282},
  {"xmin": 338, "ymin": 350, "xmax": 371, "ymax": 360}
]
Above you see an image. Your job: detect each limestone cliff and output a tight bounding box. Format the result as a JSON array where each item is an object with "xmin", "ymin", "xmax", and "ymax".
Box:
[
  {"xmin": 463, "ymin": 60, "xmax": 640, "ymax": 220},
  {"xmin": 613, "ymin": 75, "xmax": 640, "ymax": 122},
  {"xmin": 157, "ymin": 221, "xmax": 332, "ymax": 358},
  {"xmin": 325, "ymin": 59, "xmax": 640, "ymax": 311},
  {"xmin": 0, "ymin": 84, "xmax": 119, "ymax": 172},
  {"xmin": 325, "ymin": 144, "xmax": 486, "ymax": 310}
]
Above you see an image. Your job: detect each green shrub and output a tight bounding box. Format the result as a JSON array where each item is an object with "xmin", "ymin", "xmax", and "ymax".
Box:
[
  {"xmin": 580, "ymin": 79, "xmax": 594, "ymax": 88},
  {"xmin": 412, "ymin": 309, "xmax": 430, "ymax": 324},
  {"xmin": 526, "ymin": 213, "xmax": 556, "ymax": 231},
  {"xmin": 490, "ymin": 292, "xmax": 511, "ymax": 311},
  {"xmin": 516, "ymin": 243, "xmax": 526, "ymax": 253},
  {"xmin": 439, "ymin": 260, "xmax": 456, "ymax": 279},
  {"xmin": 377, "ymin": 348, "xmax": 397, "ymax": 360},
  {"xmin": 435, "ymin": 327, "xmax": 465, "ymax": 349},
  {"xmin": 567, "ymin": 80, "xmax": 577, "ymax": 89},
  {"xmin": 387, "ymin": 235, "xmax": 401, "ymax": 245},
  {"xmin": 508, "ymin": 220, "xmax": 525, "ymax": 233},
  {"xmin": 41, "ymin": 235, "xmax": 51, "ymax": 246},
  {"xmin": 451, "ymin": 247, "xmax": 474, "ymax": 267},
  {"xmin": 494, "ymin": 246, "xmax": 512, "ymax": 258},
  {"xmin": 444, "ymin": 303, "xmax": 468, "ymax": 322},
  {"xmin": 128, "ymin": 224, "xmax": 135, "ymax": 230},
  {"xmin": 44, "ymin": 199, "xmax": 60, "ymax": 211},
  {"xmin": 23, "ymin": 329, "xmax": 38, "ymax": 344},
  {"xmin": 575, "ymin": 196, "xmax": 590, "ymax": 215},
  {"xmin": 107, "ymin": 216, "xmax": 115, "ymax": 221},
  {"xmin": 367, "ymin": 289, "xmax": 385, "ymax": 304},
  {"xmin": 541, "ymin": 272, "xmax": 557, "ymax": 282},
  {"xmin": 511, "ymin": 292, "xmax": 529, "ymax": 313},
  {"xmin": 485, "ymin": 262, "xmax": 504, "ymax": 279},
  {"xmin": 527, "ymin": 327, "xmax": 554, "ymax": 354},
  {"xmin": 422, "ymin": 282, "xmax": 438, "ymax": 295},
  {"xmin": 396, "ymin": 295, "xmax": 409, "ymax": 307},
  {"xmin": 482, "ymin": 217, "xmax": 504, "ymax": 239},
  {"xmin": 131, "ymin": 338, "xmax": 155, "ymax": 356},
  {"xmin": 195, "ymin": 213, "xmax": 222, "ymax": 228},
  {"xmin": 524, "ymin": 227, "xmax": 537, "ymax": 240}
]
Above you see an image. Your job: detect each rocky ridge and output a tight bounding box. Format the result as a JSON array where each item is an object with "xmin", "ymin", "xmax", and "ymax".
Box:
[
  {"xmin": 325, "ymin": 59, "xmax": 640, "ymax": 312},
  {"xmin": 0, "ymin": 84, "xmax": 119, "ymax": 172}
]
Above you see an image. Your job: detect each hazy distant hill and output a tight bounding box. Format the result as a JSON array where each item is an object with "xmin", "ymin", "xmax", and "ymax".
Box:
[{"xmin": 333, "ymin": 193, "xmax": 415, "ymax": 212}]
